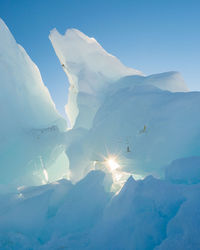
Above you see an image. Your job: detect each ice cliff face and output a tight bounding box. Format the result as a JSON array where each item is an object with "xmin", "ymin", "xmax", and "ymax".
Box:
[{"xmin": 0, "ymin": 19, "xmax": 67, "ymax": 186}]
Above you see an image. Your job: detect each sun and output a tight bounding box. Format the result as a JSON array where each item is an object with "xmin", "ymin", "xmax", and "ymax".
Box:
[{"xmin": 106, "ymin": 157, "xmax": 120, "ymax": 172}]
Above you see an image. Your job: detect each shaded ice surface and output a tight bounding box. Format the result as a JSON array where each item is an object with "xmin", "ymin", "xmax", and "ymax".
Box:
[
  {"xmin": 0, "ymin": 19, "xmax": 200, "ymax": 249},
  {"xmin": 0, "ymin": 19, "xmax": 68, "ymax": 187},
  {"xmin": 0, "ymin": 168, "xmax": 200, "ymax": 249}
]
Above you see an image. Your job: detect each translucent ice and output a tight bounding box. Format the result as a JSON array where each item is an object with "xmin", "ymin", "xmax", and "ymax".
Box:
[
  {"xmin": 50, "ymin": 29, "xmax": 188, "ymax": 130},
  {"xmin": 0, "ymin": 22, "xmax": 200, "ymax": 250},
  {"xmin": 50, "ymin": 28, "xmax": 199, "ymax": 182},
  {"xmin": 0, "ymin": 19, "xmax": 67, "ymax": 186},
  {"xmin": 49, "ymin": 28, "xmax": 142, "ymax": 129}
]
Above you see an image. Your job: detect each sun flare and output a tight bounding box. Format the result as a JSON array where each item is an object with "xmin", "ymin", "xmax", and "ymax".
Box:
[{"xmin": 106, "ymin": 157, "xmax": 120, "ymax": 172}]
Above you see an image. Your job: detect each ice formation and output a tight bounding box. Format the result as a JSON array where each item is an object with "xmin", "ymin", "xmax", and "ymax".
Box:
[
  {"xmin": 0, "ymin": 19, "xmax": 67, "ymax": 187},
  {"xmin": 50, "ymin": 28, "xmax": 200, "ymax": 182},
  {"xmin": 0, "ymin": 19, "xmax": 200, "ymax": 250},
  {"xmin": 50, "ymin": 29, "xmax": 188, "ymax": 130},
  {"xmin": 49, "ymin": 28, "xmax": 142, "ymax": 129},
  {"xmin": 0, "ymin": 162, "xmax": 200, "ymax": 249}
]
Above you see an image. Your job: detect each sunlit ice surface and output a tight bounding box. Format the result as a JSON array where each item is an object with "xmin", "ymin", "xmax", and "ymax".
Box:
[
  {"xmin": 91, "ymin": 154, "xmax": 145, "ymax": 192},
  {"xmin": 39, "ymin": 156, "xmax": 49, "ymax": 184},
  {"xmin": 107, "ymin": 156, "xmax": 130, "ymax": 192},
  {"xmin": 92, "ymin": 155, "xmax": 129, "ymax": 192},
  {"xmin": 43, "ymin": 169, "xmax": 49, "ymax": 184}
]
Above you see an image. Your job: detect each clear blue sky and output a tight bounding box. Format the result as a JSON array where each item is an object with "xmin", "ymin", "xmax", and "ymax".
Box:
[{"xmin": 0, "ymin": 0, "xmax": 200, "ymax": 117}]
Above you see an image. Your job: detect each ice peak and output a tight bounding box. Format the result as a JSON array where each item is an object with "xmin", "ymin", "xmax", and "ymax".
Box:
[
  {"xmin": 119, "ymin": 175, "xmax": 136, "ymax": 194},
  {"xmin": 49, "ymin": 28, "xmax": 142, "ymax": 78},
  {"xmin": 49, "ymin": 28, "xmax": 142, "ymax": 128},
  {"xmin": 65, "ymin": 28, "xmax": 98, "ymax": 45}
]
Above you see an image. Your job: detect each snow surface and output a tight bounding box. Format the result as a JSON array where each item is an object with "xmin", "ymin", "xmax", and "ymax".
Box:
[{"xmin": 0, "ymin": 19, "xmax": 200, "ymax": 250}]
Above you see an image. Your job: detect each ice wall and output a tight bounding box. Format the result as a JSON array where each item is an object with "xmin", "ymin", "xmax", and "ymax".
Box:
[{"xmin": 0, "ymin": 19, "xmax": 68, "ymax": 186}]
